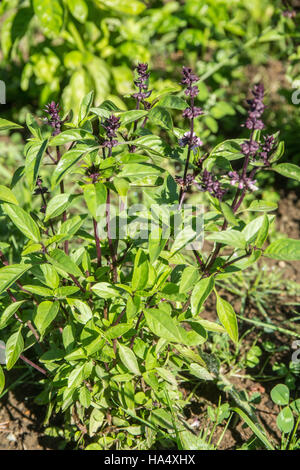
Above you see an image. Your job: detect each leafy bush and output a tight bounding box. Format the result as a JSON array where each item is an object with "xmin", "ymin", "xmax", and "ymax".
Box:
[{"xmin": 0, "ymin": 63, "xmax": 300, "ymax": 449}]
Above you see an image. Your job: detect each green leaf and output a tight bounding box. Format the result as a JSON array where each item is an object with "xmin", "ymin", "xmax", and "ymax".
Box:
[
  {"xmin": 79, "ymin": 90, "xmax": 94, "ymax": 121},
  {"xmin": 119, "ymin": 163, "xmax": 164, "ymax": 180},
  {"xmin": 248, "ymin": 200, "xmax": 277, "ymax": 212},
  {"xmin": 0, "ymin": 118, "xmax": 23, "ymax": 132},
  {"xmin": 255, "ymin": 214, "xmax": 269, "ymax": 249},
  {"xmin": 148, "ymin": 106, "xmax": 173, "ymax": 130},
  {"xmin": 91, "ymin": 282, "xmax": 121, "ymax": 299},
  {"xmin": 45, "ymin": 194, "xmax": 73, "ymax": 221},
  {"xmin": 118, "ymin": 110, "xmax": 148, "ymax": 126},
  {"xmin": 277, "ymin": 406, "xmax": 294, "ymax": 434},
  {"xmin": 232, "ymin": 408, "xmax": 274, "ymax": 450},
  {"xmin": 83, "ymin": 182, "xmax": 107, "ymax": 220},
  {"xmin": 0, "ymin": 185, "xmax": 19, "ymax": 205},
  {"xmin": 67, "ymin": 0, "xmax": 88, "ymax": 23},
  {"xmin": 6, "ymin": 327, "xmax": 24, "ymax": 370},
  {"xmin": 132, "ymin": 249, "xmax": 149, "ymax": 292},
  {"xmin": 25, "ymin": 139, "xmax": 48, "ymax": 191},
  {"xmin": 221, "ymin": 202, "xmax": 239, "ymax": 226},
  {"xmin": 68, "ymin": 364, "xmax": 85, "ymax": 388},
  {"xmin": 51, "ymin": 149, "xmax": 85, "ymax": 189},
  {"xmin": 272, "ymin": 163, "xmax": 300, "ymax": 182},
  {"xmin": 46, "ymin": 249, "xmax": 83, "ymax": 277},
  {"xmin": 264, "ymin": 238, "xmax": 300, "ymax": 261},
  {"xmin": 189, "ymin": 363, "xmax": 214, "ymax": 381},
  {"xmin": 32, "ymin": 0, "xmax": 63, "ymax": 38},
  {"xmin": 270, "ymin": 384, "xmax": 290, "ymax": 406},
  {"xmin": 50, "ymin": 129, "xmax": 91, "ymax": 146},
  {"xmin": 171, "ymin": 226, "xmax": 197, "ymax": 254},
  {"xmin": 206, "ymin": 229, "xmax": 246, "ymax": 249},
  {"xmin": 100, "ymin": 0, "xmax": 146, "ymax": 15},
  {"xmin": 191, "ymin": 277, "xmax": 214, "ymax": 316},
  {"xmin": 105, "ymin": 323, "xmax": 132, "ymax": 340},
  {"xmin": 242, "ymin": 214, "xmax": 275, "ymax": 243},
  {"xmin": 0, "ymin": 264, "xmax": 32, "ymax": 296},
  {"xmin": 34, "ymin": 301, "xmax": 59, "ymax": 336},
  {"xmin": 0, "ymin": 365, "xmax": 4, "ymax": 395},
  {"xmin": 22, "ymin": 285, "xmax": 53, "ymax": 297},
  {"xmin": 210, "ymin": 139, "xmax": 244, "ymax": 160},
  {"xmin": 67, "ymin": 298, "xmax": 93, "ymax": 324},
  {"xmin": 0, "ymin": 301, "xmax": 25, "ymax": 329},
  {"xmin": 79, "ymin": 386, "xmax": 91, "ymax": 408},
  {"xmin": 157, "ymin": 95, "xmax": 187, "ymax": 110},
  {"xmin": 179, "ymin": 266, "xmax": 199, "ymax": 294},
  {"xmin": 216, "ymin": 294, "xmax": 238, "ymax": 344},
  {"xmin": 118, "ymin": 344, "xmax": 140, "ymax": 375},
  {"xmin": 3, "ymin": 204, "xmax": 41, "ymax": 242}
]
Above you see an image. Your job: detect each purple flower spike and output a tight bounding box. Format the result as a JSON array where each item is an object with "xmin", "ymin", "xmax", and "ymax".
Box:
[
  {"xmin": 243, "ymin": 83, "xmax": 265, "ymax": 130},
  {"xmin": 182, "ymin": 106, "xmax": 203, "ymax": 120},
  {"xmin": 179, "ymin": 131, "xmax": 203, "ymax": 152},
  {"xmin": 241, "ymin": 140, "xmax": 259, "ymax": 157},
  {"xmin": 197, "ymin": 169, "xmax": 226, "ymax": 200},
  {"xmin": 260, "ymin": 134, "xmax": 275, "ymax": 166},
  {"xmin": 102, "ymin": 114, "xmax": 120, "ymax": 148},
  {"xmin": 228, "ymin": 171, "xmax": 258, "ymax": 192},
  {"xmin": 44, "ymin": 101, "xmax": 62, "ymax": 136},
  {"xmin": 131, "ymin": 63, "xmax": 152, "ymax": 107}
]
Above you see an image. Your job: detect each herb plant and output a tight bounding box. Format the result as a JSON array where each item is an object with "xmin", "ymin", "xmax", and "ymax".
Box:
[{"xmin": 0, "ymin": 63, "xmax": 300, "ymax": 449}]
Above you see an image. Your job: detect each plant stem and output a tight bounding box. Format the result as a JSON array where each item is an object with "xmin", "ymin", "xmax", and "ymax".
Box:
[
  {"xmin": 106, "ymin": 188, "xmax": 117, "ymax": 282},
  {"xmin": 93, "ymin": 218, "xmax": 102, "ymax": 267}
]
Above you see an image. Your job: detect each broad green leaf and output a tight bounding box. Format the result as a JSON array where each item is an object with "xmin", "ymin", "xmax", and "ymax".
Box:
[
  {"xmin": 179, "ymin": 266, "xmax": 199, "ymax": 294},
  {"xmin": 0, "ymin": 185, "xmax": 19, "ymax": 205},
  {"xmin": 148, "ymin": 106, "xmax": 173, "ymax": 129},
  {"xmin": 216, "ymin": 294, "xmax": 238, "ymax": 344},
  {"xmin": 68, "ymin": 364, "xmax": 85, "ymax": 388},
  {"xmin": 171, "ymin": 226, "xmax": 197, "ymax": 254},
  {"xmin": 105, "ymin": 323, "xmax": 132, "ymax": 340},
  {"xmin": 277, "ymin": 406, "xmax": 294, "ymax": 434},
  {"xmin": 83, "ymin": 182, "xmax": 107, "ymax": 220},
  {"xmin": 248, "ymin": 201, "xmax": 277, "ymax": 212},
  {"xmin": 67, "ymin": 298, "xmax": 93, "ymax": 324},
  {"xmin": 0, "ymin": 365, "xmax": 4, "ymax": 395},
  {"xmin": 242, "ymin": 214, "xmax": 275, "ymax": 243},
  {"xmin": 271, "ymin": 384, "xmax": 290, "ymax": 406},
  {"xmin": 206, "ymin": 229, "xmax": 246, "ymax": 249},
  {"xmin": 34, "ymin": 301, "xmax": 59, "ymax": 336},
  {"xmin": 255, "ymin": 214, "xmax": 269, "ymax": 248},
  {"xmin": 0, "ymin": 301, "xmax": 25, "ymax": 329},
  {"xmin": 0, "ymin": 264, "xmax": 31, "ymax": 296},
  {"xmin": 264, "ymin": 238, "xmax": 300, "ymax": 261},
  {"xmin": 67, "ymin": 0, "xmax": 88, "ymax": 23},
  {"xmin": 45, "ymin": 194, "xmax": 73, "ymax": 221},
  {"xmin": 118, "ymin": 344, "xmax": 140, "ymax": 375},
  {"xmin": 32, "ymin": 0, "xmax": 63, "ymax": 37},
  {"xmin": 6, "ymin": 327, "xmax": 24, "ymax": 370},
  {"xmin": 51, "ymin": 149, "xmax": 85, "ymax": 189},
  {"xmin": 100, "ymin": 0, "xmax": 146, "ymax": 15},
  {"xmin": 189, "ymin": 363, "xmax": 214, "ymax": 381},
  {"xmin": 272, "ymin": 163, "xmax": 300, "ymax": 182},
  {"xmin": 79, "ymin": 90, "xmax": 94, "ymax": 121},
  {"xmin": 221, "ymin": 202, "xmax": 239, "ymax": 226},
  {"xmin": 46, "ymin": 249, "xmax": 83, "ymax": 277},
  {"xmin": 144, "ymin": 308, "xmax": 199, "ymax": 346},
  {"xmin": 91, "ymin": 282, "xmax": 121, "ymax": 299},
  {"xmin": 25, "ymin": 139, "xmax": 48, "ymax": 191},
  {"xmin": 195, "ymin": 318, "xmax": 226, "ymax": 333},
  {"xmin": 50, "ymin": 129, "xmax": 91, "ymax": 146},
  {"xmin": 79, "ymin": 386, "xmax": 91, "ymax": 408},
  {"xmin": 191, "ymin": 277, "xmax": 214, "ymax": 316},
  {"xmin": 119, "ymin": 163, "xmax": 164, "ymax": 180},
  {"xmin": 157, "ymin": 95, "xmax": 187, "ymax": 110},
  {"xmin": 22, "ymin": 285, "xmax": 53, "ymax": 297},
  {"xmin": 209, "ymin": 139, "xmax": 244, "ymax": 160},
  {"xmin": 3, "ymin": 204, "xmax": 40, "ymax": 242},
  {"xmin": 132, "ymin": 249, "xmax": 149, "ymax": 292},
  {"xmin": 0, "ymin": 118, "xmax": 22, "ymax": 132},
  {"xmin": 118, "ymin": 110, "xmax": 148, "ymax": 126}
]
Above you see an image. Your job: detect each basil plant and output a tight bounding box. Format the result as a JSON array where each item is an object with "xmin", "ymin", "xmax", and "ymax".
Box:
[{"xmin": 0, "ymin": 64, "xmax": 299, "ymax": 449}]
